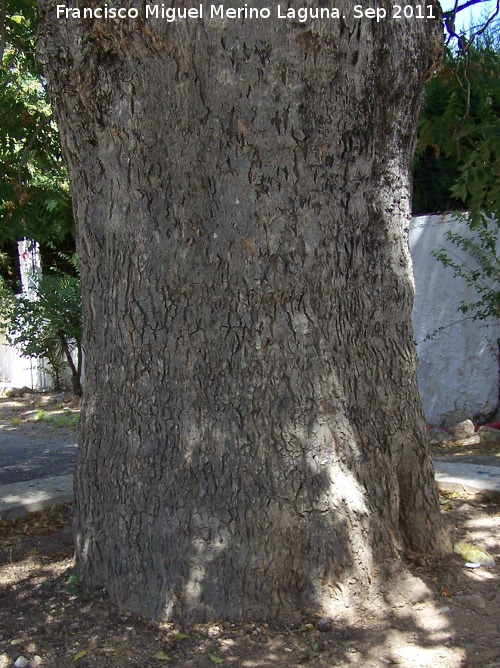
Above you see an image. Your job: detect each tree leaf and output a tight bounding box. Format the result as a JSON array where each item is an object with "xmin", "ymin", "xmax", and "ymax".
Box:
[
  {"xmin": 153, "ymin": 651, "xmax": 172, "ymax": 661},
  {"xmin": 300, "ymin": 624, "xmax": 315, "ymax": 632},
  {"xmin": 172, "ymin": 632, "xmax": 188, "ymax": 640},
  {"xmin": 73, "ymin": 650, "xmax": 88, "ymax": 660},
  {"xmin": 210, "ymin": 656, "xmax": 225, "ymax": 664}
]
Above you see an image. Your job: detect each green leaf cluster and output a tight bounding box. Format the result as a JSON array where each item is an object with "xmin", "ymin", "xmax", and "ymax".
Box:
[
  {"xmin": 433, "ymin": 226, "xmax": 500, "ymax": 322},
  {"xmin": 415, "ymin": 33, "xmax": 500, "ymax": 331},
  {"xmin": 414, "ymin": 41, "xmax": 500, "ymax": 229},
  {"xmin": 0, "ymin": 0, "xmax": 74, "ymax": 248}
]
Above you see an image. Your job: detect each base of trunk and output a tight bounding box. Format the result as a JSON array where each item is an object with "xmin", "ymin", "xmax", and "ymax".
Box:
[{"xmin": 75, "ymin": 420, "xmax": 449, "ymax": 622}]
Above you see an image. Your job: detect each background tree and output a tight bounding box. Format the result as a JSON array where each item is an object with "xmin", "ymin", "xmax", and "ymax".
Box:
[
  {"xmin": 0, "ymin": 0, "xmax": 74, "ymax": 286},
  {"xmin": 0, "ymin": 255, "xmax": 83, "ymax": 394},
  {"xmin": 413, "ymin": 37, "xmax": 500, "ymax": 224},
  {"xmin": 38, "ymin": 0, "xmax": 450, "ymax": 622},
  {"xmin": 413, "ymin": 12, "xmax": 500, "ymax": 422}
]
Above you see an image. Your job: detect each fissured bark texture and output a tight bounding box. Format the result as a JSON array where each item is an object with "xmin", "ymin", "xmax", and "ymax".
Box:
[{"xmin": 38, "ymin": 0, "xmax": 449, "ymax": 621}]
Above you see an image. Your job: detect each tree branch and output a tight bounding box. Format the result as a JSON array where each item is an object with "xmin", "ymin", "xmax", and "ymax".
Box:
[
  {"xmin": 417, "ymin": 316, "xmax": 500, "ymax": 344},
  {"xmin": 444, "ymin": 0, "xmax": 500, "ymax": 66},
  {"xmin": 469, "ymin": 0, "xmax": 500, "ymax": 41},
  {"xmin": 442, "ymin": 0, "xmax": 492, "ymax": 19}
]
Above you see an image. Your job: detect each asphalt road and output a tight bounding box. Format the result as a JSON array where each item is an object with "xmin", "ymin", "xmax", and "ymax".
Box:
[{"xmin": 0, "ymin": 422, "xmax": 77, "ymax": 485}]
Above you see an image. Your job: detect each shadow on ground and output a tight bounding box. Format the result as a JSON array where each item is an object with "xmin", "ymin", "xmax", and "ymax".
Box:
[{"xmin": 0, "ymin": 498, "xmax": 498, "ymax": 668}]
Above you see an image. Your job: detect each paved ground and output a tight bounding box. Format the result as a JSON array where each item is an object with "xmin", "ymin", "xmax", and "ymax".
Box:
[
  {"xmin": 1, "ymin": 394, "xmax": 499, "ymax": 521},
  {"xmin": 0, "ymin": 422, "xmax": 77, "ymax": 485},
  {"xmin": 1, "ymin": 451, "xmax": 499, "ymax": 522},
  {"xmin": 0, "ymin": 474, "xmax": 74, "ymax": 520},
  {"xmin": 434, "ymin": 458, "xmax": 500, "ymax": 500}
]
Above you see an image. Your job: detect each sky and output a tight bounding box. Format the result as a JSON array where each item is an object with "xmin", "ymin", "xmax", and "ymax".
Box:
[{"xmin": 439, "ymin": 0, "xmax": 499, "ymax": 33}]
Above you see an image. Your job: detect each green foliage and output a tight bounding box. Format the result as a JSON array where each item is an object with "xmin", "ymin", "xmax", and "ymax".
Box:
[
  {"xmin": 66, "ymin": 574, "xmax": 82, "ymax": 596},
  {"xmin": 0, "ymin": 273, "xmax": 15, "ymax": 317},
  {"xmin": 416, "ymin": 30, "xmax": 500, "ymax": 341},
  {"xmin": 52, "ymin": 411, "xmax": 80, "ymax": 429},
  {"xmin": 0, "ymin": 2, "xmax": 80, "ymax": 391},
  {"xmin": 0, "ymin": 0, "xmax": 74, "ymax": 248},
  {"xmin": 433, "ymin": 225, "xmax": 500, "ymax": 322},
  {"xmin": 414, "ymin": 41, "xmax": 500, "ymax": 229},
  {"xmin": 0, "ymin": 257, "xmax": 83, "ymax": 394}
]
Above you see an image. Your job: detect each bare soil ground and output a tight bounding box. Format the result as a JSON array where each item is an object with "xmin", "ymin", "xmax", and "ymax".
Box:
[
  {"xmin": 0, "ymin": 497, "xmax": 497, "ymax": 667},
  {"xmin": 0, "ymin": 398, "xmax": 499, "ymax": 667}
]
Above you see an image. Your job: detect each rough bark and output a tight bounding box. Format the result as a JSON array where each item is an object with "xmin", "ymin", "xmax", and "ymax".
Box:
[{"xmin": 37, "ymin": 0, "xmax": 450, "ymax": 621}]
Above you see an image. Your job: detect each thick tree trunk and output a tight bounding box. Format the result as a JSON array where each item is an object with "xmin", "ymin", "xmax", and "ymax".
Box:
[{"xmin": 38, "ymin": 0, "xmax": 450, "ymax": 621}]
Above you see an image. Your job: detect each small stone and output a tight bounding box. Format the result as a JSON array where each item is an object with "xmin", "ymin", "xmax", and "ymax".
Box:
[
  {"xmin": 54, "ymin": 391, "xmax": 73, "ymax": 404},
  {"xmin": 478, "ymin": 427, "xmax": 500, "ymax": 445},
  {"xmin": 14, "ymin": 657, "xmax": 28, "ymax": 668},
  {"xmin": 316, "ymin": 617, "xmax": 333, "ymax": 632},
  {"xmin": 36, "ymin": 394, "xmax": 54, "ymax": 406},
  {"xmin": 8, "ymin": 386, "xmax": 33, "ymax": 398},
  {"xmin": 207, "ymin": 626, "xmax": 221, "ymax": 638},
  {"xmin": 450, "ymin": 419, "xmax": 475, "ymax": 440}
]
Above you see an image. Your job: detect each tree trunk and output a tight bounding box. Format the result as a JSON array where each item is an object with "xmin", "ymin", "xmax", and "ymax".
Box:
[
  {"xmin": 60, "ymin": 337, "xmax": 83, "ymax": 396},
  {"xmin": 37, "ymin": 0, "xmax": 450, "ymax": 622}
]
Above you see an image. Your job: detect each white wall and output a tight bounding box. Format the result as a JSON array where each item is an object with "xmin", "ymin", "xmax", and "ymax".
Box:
[
  {"xmin": 410, "ymin": 214, "xmax": 499, "ymax": 426},
  {"xmin": 0, "ymin": 332, "xmax": 53, "ymax": 390},
  {"xmin": 0, "ymin": 240, "xmax": 70, "ymax": 392}
]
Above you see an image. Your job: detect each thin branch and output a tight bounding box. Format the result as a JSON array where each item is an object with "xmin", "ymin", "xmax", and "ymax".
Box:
[
  {"xmin": 417, "ymin": 316, "xmax": 500, "ymax": 345},
  {"xmin": 443, "ymin": 0, "xmax": 500, "ymax": 49},
  {"xmin": 445, "ymin": 0, "xmax": 468, "ymax": 49},
  {"xmin": 469, "ymin": 0, "xmax": 500, "ymax": 41},
  {"xmin": 443, "ymin": 0, "xmax": 491, "ymax": 19},
  {"xmin": 17, "ymin": 115, "xmax": 53, "ymax": 195},
  {"xmin": 435, "ymin": 241, "xmax": 498, "ymax": 294},
  {"xmin": 444, "ymin": 0, "xmax": 500, "ymax": 121}
]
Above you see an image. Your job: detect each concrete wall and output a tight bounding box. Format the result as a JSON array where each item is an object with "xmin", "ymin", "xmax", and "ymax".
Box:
[{"xmin": 410, "ymin": 214, "xmax": 499, "ymax": 426}]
